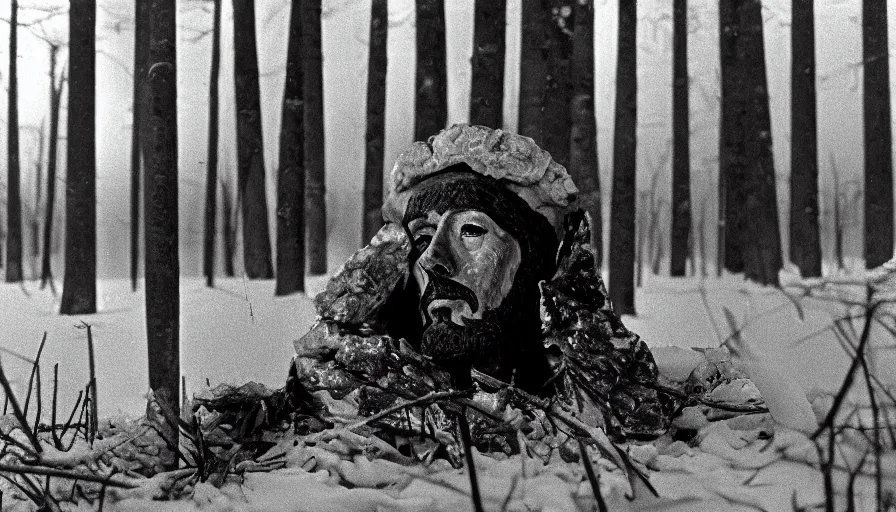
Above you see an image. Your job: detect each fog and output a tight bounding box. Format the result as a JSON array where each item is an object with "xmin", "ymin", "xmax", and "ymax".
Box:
[{"xmin": 0, "ymin": 0, "xmax": 893, "ymax": 283}]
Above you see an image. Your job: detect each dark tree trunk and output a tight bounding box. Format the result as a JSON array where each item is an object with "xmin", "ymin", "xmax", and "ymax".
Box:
[
  {"xmin": 232, "ymin": 0, "xmax": 273, "ymax": 279},
  {"xmin": 41, "ymin": 46, "xmax": 63, "ymax": 290},
  {"xmin": 540, "ymin": 1, "xmax": 574, "ymax": 168},
  {"xmin": 362, "ymin": 0, "xmax": 388, "ymax": 245},
  {"xmin": 414, "ymin": 0, "xmax": 447, "ymax": 141},
  {"xmin": 132, "ymin": 0, "xmax": 150, "ymax": 291},
  {"xmin": 518, "ymin": 0, "xmax": 548, "ymax": 143},
  {"xmin": 276, "ymin": 0, "xmax": 306, "ymax": 296},
  {"xmin": 863, "ymin": 0, "xmax": 894, "ymax": 269},
  {"xmin": 718, "ymin": 0, "xmax": 782, "ymax": 286},
  {"xmin": 469, "ymin": 0, "xmax": 505, "ymax": 129},
  {"xmin": 204, "ymin": 0, "xmax": 222, "ymax": 287},
  {"xmin": 6, "ymin": 0, "xmax": 22, "ymax": 282},
  {"xmin": 790, "ymin": 0, "xmax": 821, "ymax": 277},
  {"xmin": 222, "ymin": 179, "xmax": 236, "ymax": 277},
  {"xmin": 609, "ymin": 0, "xmax": 637, "ymax": 315},
  {"xmin": 144, "ymin": 0, "xmax": 180, "ymax": 462},
  {"xmin": 517, "ymin": 0, "xmax": 574, "ymax": 167},
  {"xmin": 831, "ymin": 154, "xmax": 845, "ymax": 270},
  {"xmin": 32, "ymin": 123, "xmax": 45, "ymax": 277},
  {"xmin": 670, "ymin": 0, "xmax": 691, "ymax": 277},
  {"xmin": 568, "ymin": 0, "xmax": 601, "ymax": 266},
  {"xmin": 60, "ymin": 0, "xmax": 97, "ymax": 314},
  {"xmin": 303, "ymin": 0, "xmax": 327, "ymax": 275}
]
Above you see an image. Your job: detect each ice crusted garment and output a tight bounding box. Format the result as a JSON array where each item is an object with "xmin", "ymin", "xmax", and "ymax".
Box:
[{"xmin": 290, "ymin": 125, "xmax": 677, "ymax": 459}]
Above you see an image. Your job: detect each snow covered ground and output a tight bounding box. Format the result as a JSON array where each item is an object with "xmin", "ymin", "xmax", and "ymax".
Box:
[{"xmin": 0, "ymin": 269, "xmax": 892, "ymax": 511}]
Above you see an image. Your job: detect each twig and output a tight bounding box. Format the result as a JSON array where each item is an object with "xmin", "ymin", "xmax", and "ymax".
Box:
[
  {"xmin": 0, "ymin": 463, "xmax": 137, "ymax": 489},
  {"xmin": 0, "ymin": 358, "xmax": 42, "ymax": 454},
  {"xmin": 813, "ymin": 301, "xmax": 882, "ymax": 440},
  {"xmin": 59, "ymin": 390, "xmax": 83, "ymax": 443},
  {"xmin": 81, "ymin": 322, "xmax": 99, "ymax": 443},
  {"xmin": 578, "ymin": 438, "xmax": 608, "ymax": 512},
  {"xmin": 456, "ymin": 410, "xmax": 484, "ymax": 512},
  {"xmin": 50, "ymin": 364, "xmax": 60, "ymax": 449},
  {"xmin": 23, "ymin": 332, "xmax": 47, "ymax": 417},
  {"xmin": 341, "ymin": 389, "xmax": 475, "ymax": 433},
  {"xmin": 646, "ymin": 382, "xmax": 769, "ymax": 414},
  {"xmin": 698, "ymin": 284, "xmax": 725, "ymax": 344}
]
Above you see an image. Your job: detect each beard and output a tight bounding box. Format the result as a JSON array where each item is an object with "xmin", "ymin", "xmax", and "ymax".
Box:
[
  {"xmin": 417, "ymin": 270, "xmax": 536, "ymax": 379},
  {"xmin": 419, "ymin": 307, "xmax": 504, "ymax": 366}
]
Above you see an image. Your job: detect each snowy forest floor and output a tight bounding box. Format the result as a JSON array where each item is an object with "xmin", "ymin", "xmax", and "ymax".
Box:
[{"xmin": 0, "ymin": 266, "xmax": 893, "ymax": 511}]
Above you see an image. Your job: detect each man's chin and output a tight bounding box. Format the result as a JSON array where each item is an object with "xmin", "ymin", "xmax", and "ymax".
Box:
[{"xmin": 419, "ymin": 319, "xmax": 479, "ymax": 364}]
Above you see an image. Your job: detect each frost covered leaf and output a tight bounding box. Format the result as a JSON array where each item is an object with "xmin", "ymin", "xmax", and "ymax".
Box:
[{"xmin": 314, "ymin": 223, "xmax": 410, "ymax": 326}]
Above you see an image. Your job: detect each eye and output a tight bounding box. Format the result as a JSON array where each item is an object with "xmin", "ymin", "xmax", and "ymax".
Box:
[
  {"xmin": 413, "ymin": 234, "xmax": 432, "ymax": 252},
  {"xmin": 411, "ymin": 226, "xmax": 435, "ymax": 252},
  {"xmin": 460, "ymin": 224, "xmax": 487, "ymax": 237}
]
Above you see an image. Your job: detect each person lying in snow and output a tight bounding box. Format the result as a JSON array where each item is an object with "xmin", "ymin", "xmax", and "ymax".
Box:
[{"xmin": 289, "ymin": 124, "xmax": 722, "ymax": 461}]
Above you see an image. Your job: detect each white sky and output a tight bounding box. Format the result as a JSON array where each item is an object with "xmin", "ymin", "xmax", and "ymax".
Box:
[{"xmin": 0, "ymin": 0, "xmax": 893, "ymax": 279}]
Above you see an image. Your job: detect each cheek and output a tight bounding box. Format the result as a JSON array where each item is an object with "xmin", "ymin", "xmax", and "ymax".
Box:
[
  {"xmin": 456, "ymin": 239, "xmax": 517, "ymax": 307},
  {"xmin": 462, "ymin": 235, "xmax": 484, "ymax": 251}
]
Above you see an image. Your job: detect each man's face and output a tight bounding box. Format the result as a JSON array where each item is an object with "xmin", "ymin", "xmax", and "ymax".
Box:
[{"xmin": 408, "ymin": 209, "xmax": 521, "ymax": 327}]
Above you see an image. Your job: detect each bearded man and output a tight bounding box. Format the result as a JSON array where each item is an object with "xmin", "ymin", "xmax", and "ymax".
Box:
[{"xmin": 291, "ymin": 124, "xmax": 677, "ymax": 452}]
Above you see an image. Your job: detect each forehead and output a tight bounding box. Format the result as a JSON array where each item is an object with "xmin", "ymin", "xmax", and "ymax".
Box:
[
  {"xmin": 407, "ymin": 209, "xmax": 502, "ymax": 229},
  {"xmin": 402, "ymin": 172, "xmax": 523, "ymax": 227}
]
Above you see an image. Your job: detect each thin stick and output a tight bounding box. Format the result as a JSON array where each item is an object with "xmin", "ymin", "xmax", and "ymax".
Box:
[
  {"xmin": 813, "ymin": 301, "xmax": 881, "ymax": 440},
  {"xmin": 82, "ymin": 322, "xmax": 98, "ymax": 443},
  {"xmin": 578, "ymin": 438, "xmax": 608, "ymax": 512},
  {"xmin": 456, "ymin": 410, "xmax": 484, "ymax": 512},
  {"xmin": 698, "ymin": 284, "xmax": 725, "ymax": 344},
  {"xmin": 0, "ymin": 462, "xmax": 138, "ymax": 488},
  {"xmin": 31, "ymin": 362, "xmax": 42, "ymax": 440},
  {"xmin": 0, "ymin": 358, "xmax": 42, "ymax": 454},
  {"xmin": 23, "ymin": 332, "xmax": 47, "ymax": 417},
  {"xmin": 59, "ymin": 390, "xmax": 83, "ymax": 442},
  {"xmin": 50, "ymin": 364, "xmax": 60, "ymax": 449},
  {"xmin": 341, "ymin": 389, "xmax": 474, "ymax": 433}
]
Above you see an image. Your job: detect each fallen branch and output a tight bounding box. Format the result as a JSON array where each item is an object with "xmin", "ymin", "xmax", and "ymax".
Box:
[
  {"xmin": 341, "ymin": 388, "xmax": 475, "ymax": 433},
  {"xmin": 0, "ymin": 462, "xmax": 138, "ymax": 489}
]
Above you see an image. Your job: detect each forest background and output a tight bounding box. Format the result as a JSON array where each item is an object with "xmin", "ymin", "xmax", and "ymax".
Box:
[{"xmin": 0, "ymin": 0, "xmax": 889, "ymax": 284}]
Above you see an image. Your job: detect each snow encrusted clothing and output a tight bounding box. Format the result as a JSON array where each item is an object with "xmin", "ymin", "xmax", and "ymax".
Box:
[{"xmin": 290, "ymin": 212, "xmax": 677, "ymax": 460}]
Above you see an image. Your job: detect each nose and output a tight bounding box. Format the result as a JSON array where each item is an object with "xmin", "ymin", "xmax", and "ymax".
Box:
[{"xmin": 417, "ymin": 230, "xmax": 455, "ymax": 277}]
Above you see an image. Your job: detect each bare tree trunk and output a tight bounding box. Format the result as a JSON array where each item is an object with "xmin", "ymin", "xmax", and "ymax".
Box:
[
  {"xmin": 670, "ymin": 0, "xmax": 691, "ymax": 277},
  {"xmin": 698, "ymin": 196, "xmax": 708, "ymax": 277},
  {"xmin": 232, "ymin": 0, "xmax": 273, "ymax": 279},
  {"xmin": 60, "ymin": 0, "xmax": 97, "ymax": 314},
  {"xmin": 31, "ymin": 122, "xmax": 45, "ymax": 278},
  {"xmin": 362, "ymin": 0, "xmax": 388, "ymax": 245},
  {"xmin": 568, "ymin": 0, "xmax": 601, "ymax": 266},
  {"xmin": 132, "ymin": 0, "xmax": 150, "ymax": 291},
  {"xmin": 6, "ymin": 0, "xmax": 22, "ymax": 282},
  {"xmin": 790, "ymin": 0, "xmax": 821, "ymax": 277},
  {"xmin": 863, "ymin": 0, "xmax": 893, "ymax": 269},
  {"xmin": 609, "ymin": 0, "xmax": 637, "ymax": 314},
  {"xmin": 275, "ymin": 0, "xmax": 306, "ymax": 296},
  {"xmin": 41, "ymin": 46, "xmax": 63, "ymax": 290},
  {"xmin": 303, "ymin": 0, "xmax": 327, "ymax": 275},
  {"xmin": 204, "ymin": 0, "xmax": 222, "ymax": 287},
  {"xmin": 469, "ymin": 0, "xmax": 505, "ymax": 129},
  {"xmin": 414, "ymin": 0, "xmax": 447, "ymax": 141},
  {"xmin": 517, "ymin": 0, "xmax": 574, "ymax": 167},
  {"xmin": 144, "ymin": 0, "xmax": 179, "ymax": 466},
  {"xmin": 518, "ymin": 0, "xmax": 548, "ymax": 143},
  {"xmin": 222, "ymin": 178, "xmax": 236, "ymax": 277},
  {"xmin": 541, "ymin": 1, "xmax": 574, "ymax": 168},
  {"xmin": 718, "ymin": 0, "xmax": 782, "ymax": 286},
  {"xmin": 831, "ymin": 154, "xmax": 845, "ymax": 271}
]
